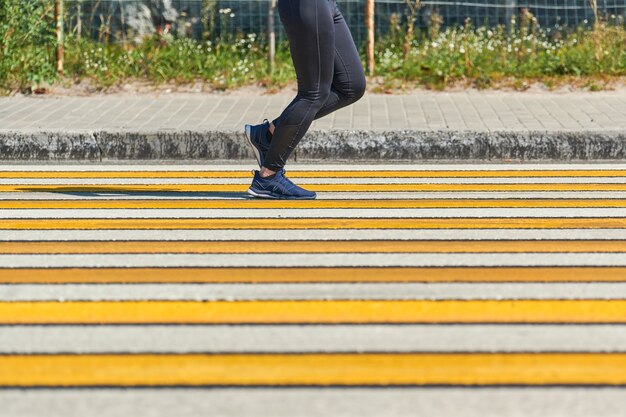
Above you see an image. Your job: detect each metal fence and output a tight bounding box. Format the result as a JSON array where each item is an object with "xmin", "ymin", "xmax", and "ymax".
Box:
[{"xmin": 65, "ymin": 0, "xmax": 626, "ymax": 45}]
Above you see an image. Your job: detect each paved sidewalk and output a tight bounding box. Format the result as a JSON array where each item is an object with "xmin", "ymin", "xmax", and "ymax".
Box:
[
  {"xmin": 1, "ymin": 91, "xmax": 625, "ymax": 161},
  {"xmin": 1, "ymin": 91, "xmax": 625, "ymax": 132}
]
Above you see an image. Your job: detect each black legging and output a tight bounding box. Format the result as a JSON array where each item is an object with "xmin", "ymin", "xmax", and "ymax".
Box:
[{"xmin": 263, "ymin": 0, "xmax": 366, "ymax": 171}]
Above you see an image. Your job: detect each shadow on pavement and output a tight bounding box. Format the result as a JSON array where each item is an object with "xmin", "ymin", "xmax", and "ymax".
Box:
[{"xmin": 15, "ymin": 186, "xmax": 248, "ymax": 199}]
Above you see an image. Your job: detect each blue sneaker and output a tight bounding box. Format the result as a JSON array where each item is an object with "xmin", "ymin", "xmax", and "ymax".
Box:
[
  {"xmin": 244, "ymin": 119, "xmax": 272, "ymax": 168},
  {"xmin": 248, "ymin": 169, "xmax": 317, "ymax": 200}
]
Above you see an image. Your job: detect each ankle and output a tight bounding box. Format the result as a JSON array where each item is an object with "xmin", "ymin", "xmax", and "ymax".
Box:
[
  {"xmin": 269, "ymin": 122, "xmax": 275, "ymax": 135},
  {"xmin": 260, "ymin": 167, "xmax": 276, "ymax": 178}
]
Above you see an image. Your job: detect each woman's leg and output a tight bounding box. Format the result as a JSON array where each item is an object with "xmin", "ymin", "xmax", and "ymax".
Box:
[
  {"xmin": 263, "ymin": 0, "xmax": 336, "ymax": 172},
  {"xmin": 313, "ymin": 1, "xmax": 366, "ymax": 120}
]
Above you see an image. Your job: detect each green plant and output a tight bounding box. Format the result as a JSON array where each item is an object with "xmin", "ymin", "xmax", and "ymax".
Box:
[
  {"xmin": 376, "ymin": 14, "xmax": 626, "ymax": 90},
  {"xmin": 62, "ymin": 32, "xmax": 294, "ymax": 90},
  {"xmin": 0, "ymin": 0, "xmax": 57, "ymax": 93},
  {"xmin": 1, "ymin": 2, "xmax": 624, "ymax": 94},
  {"xmin": 403, "ymin": 0, "xmax": 422, "ymax": 59}
]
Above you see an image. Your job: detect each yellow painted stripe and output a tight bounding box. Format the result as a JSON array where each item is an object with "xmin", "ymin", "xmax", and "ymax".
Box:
[
  {"xmin": 4, "ymin": 240, "xmax": 626, "ymax": 254},
  {"xmin": 2, "ymin": 354, "xmax": 626, "ymax": 386},
  {"xmin": 2, "ymin": 169, "xmax": 626, "ymax": 178},
  {"xmin": 1, "ymin": 267, "xmax": 624, "ymax": 284},
  {"xmin": 1, "ymin": 218, "xmax": 624, "ymax": 230},
  {"xmin": 2, "ymin": 300, "xmax": 626, "ymax": 324},
  {"xmin": 3, "ymin": 199, "xmax": 626, "ymax": 209},
  {"xmin": 4, "ymin": 184, "xmax": 626, "ymax": 192}
]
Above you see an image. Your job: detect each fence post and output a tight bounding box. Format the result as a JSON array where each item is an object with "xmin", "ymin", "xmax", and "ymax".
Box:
[
  {"xmin": 588, "ymin": 0, "xmax": 599, "ymax": 27},
  {"xmin": 505, "ymin": 0, "xmax": 516, "ymax": 30},
  {"xmin": 56, "ymin": 0, "xmax": 64, "ymax": 76},
  {"xmin": 77, "ymin": 1, "xmax": 82, "ymax": 41},
  {"xmin": 268, "ymin": 0, "xmax": 277, "ymax": 74},
  {"xmin": 365, "ymin": 0, "xmax": 375, "ymax": 76}
]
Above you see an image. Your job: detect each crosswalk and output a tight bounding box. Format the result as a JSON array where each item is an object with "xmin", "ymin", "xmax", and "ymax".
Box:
[{"xmin": 1, "ymin": 163, "xmax": 626, "ymax": 416}]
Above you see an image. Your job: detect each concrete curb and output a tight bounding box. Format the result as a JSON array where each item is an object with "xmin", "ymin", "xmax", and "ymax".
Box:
[{"xmin": 1, "ymin": 129, "xmax": 625, "ymax": 162}]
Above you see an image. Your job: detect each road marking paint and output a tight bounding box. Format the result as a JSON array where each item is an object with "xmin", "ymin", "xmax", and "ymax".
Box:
[
  {"xmin": 4, "ymin": 229, "xmax": 626, "ymax": 242},
  {"xmin": 3, "ymin": 240, "xmax": 626, "ymax": 254},
  {"xmin": 0, "ymin": 388, "xmax": 624, "ymax": 415},
  {"xmin": 3, "ymin": 325, "xmax": 626, "ymax": 353},
  {"xmin": 1, "ymin": 170, "xmax": 626, "ymax": 178},
  {"xmin": 2, "ymin": 199, "xmax": 626, "ymax": 209},
  {"xmin": 1, "ymin": 353, "xmax": 626, "ymax": 386},
  {"xmin": 2, "ymin": 300, "xmax": 626, "ymax": 324},
  {"xmin": 6, "ymin": 178, "xmax": 626, "ymax": 185},
  {"xmin": 5, "ymin": 283, "xmax": 626, "ymax": 301},
  {"xmin": 1, "ymin": 165, "xmax": 626, "ymax": 394},
  {"xmin": 3, "ymin": 253, "xmax": 626, "ymax": 268},
  {"xmin": 0, "ymin": 267, "xmax": 623, "ymax": 283},
  {"xmin": 5, "ymin": 208, "xmax": 626, "ymax": 219},
  {"xmin": 6, "ymin": 191, "xmax": 626, "ymax": 200},
  {"xmin": 1, "ymin": 218, "xmax": 624, "ymax": 230},
  {"xmin": 4, "ymin": 184, "xmax": 626, "ymax": 192}
]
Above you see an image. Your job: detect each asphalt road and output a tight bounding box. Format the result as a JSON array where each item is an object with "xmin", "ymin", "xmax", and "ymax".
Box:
[{"xmin": 1, "ymin": 163, "xmax": 626, "ymax": 416}]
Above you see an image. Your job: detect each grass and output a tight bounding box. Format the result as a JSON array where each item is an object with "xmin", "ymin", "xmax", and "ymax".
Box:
[
  {"xmin": 1, "ymin": 1, "xmax": 625, "ymax": 95},
  {"xmin": 0, "ymin": 0, "xmax": 57, "ymax": 94},
  {"xmin": 61, "ymin": 34, "xmax": 296, "ymax": 91},
  {"xmin": 374, "ymin": 16, "xmax": 626, "ymax": 91}
]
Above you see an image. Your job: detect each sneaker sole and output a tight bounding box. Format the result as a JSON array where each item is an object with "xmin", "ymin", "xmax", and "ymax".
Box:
[
  {"xmin": 244, "ymin": 124, "xmax": 262, "ymax": 169},
  {"xmin": 247, "ymin": 187, "xmax": 316, "ymax": 200},
  {"xmin": 247, "ymin": 188, "xmax": 278, "ymax": 199}
]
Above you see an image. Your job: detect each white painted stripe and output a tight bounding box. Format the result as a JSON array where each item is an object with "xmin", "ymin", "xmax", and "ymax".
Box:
[
  {"xmin": 3, "ymin": 388, "xmax": 625, "ymax": 417},
  {"xmin": 2, "ymin": 163, "xmax": 626, "ymax": 171},
  {"xmin": 1, "ymin": 325, "xmax": 626, "ymax": 353},
  {"xmin": 4, "ymin": 208, "xmax": 626, "ymax": 219},
  {"xmin": 4, "ymin": 192, "xmax": 626, "ymax": 200},
  {"xmin": 4, "ymin": 177, "xmax": 626, "ymax": 184},
  {"xmin": 3, "ymin": 283, "xmax": 626, "ymax": 301},
  {"xmin": 3, "ymin": 229, "xmax": 626, "ymax": 241},
  {"xmin": 2, "ymin": 253, "xmax": 625, "ymax": 268}
]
